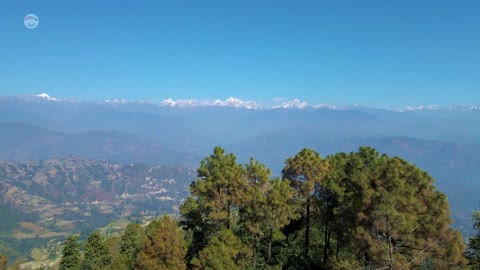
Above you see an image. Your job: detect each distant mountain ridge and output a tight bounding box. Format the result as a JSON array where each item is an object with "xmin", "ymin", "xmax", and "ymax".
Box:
[
  {"xmin": 2, "ymin": 94, "xmax": 480, "ymax": 148},
  {"xmin": 6, "ymin": 93, "xmax": 480, "ymax": 111},
  {"xmin": 0, "ymin": 123, "xmax": 200, "ymax": 166}
]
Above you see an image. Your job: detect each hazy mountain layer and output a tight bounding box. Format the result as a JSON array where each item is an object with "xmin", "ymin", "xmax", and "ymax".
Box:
[{"xmin": 1, "ymin": 95, "xmax": 479, "ymax": 239}]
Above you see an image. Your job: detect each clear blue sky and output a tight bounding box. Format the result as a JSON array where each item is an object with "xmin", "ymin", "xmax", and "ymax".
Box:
[{"xmin": 0, "ymin": 0, "xmax": 479, "ymax": 108}]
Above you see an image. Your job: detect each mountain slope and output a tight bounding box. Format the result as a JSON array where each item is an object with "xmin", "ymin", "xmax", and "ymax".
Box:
[
  {"xmin": 0, "ymin": 123, "xmax": 199, "ymax": 166},
  {"xmin": 0, "ymin": 156, "xmax": 196, "ymax": 260}
]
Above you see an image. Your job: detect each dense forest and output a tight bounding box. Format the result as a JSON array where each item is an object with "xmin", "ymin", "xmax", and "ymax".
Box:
[{"xmin": 3, "ymin": 146, "xmax": 479, "ymax": 269}]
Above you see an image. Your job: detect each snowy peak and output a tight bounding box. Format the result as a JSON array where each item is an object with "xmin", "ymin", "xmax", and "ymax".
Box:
[
  {"xmin": 314, "ymin": 103, "xmax": 362, "ymax": 110},
  {"xmin": 399, "ymin": 105, "xmax": 480, "ymax": 112},
  {"xmin": 159, "ymin": 97, "xmax": 363, "ymax": 110},
  {"xmin": 272, "ymin": 100, "xmax": 364, "ymax": 110},
  {"xmin": 448, "ymin": 105, "xmax": 480, "ymax": 111},
  {"xmin": 403, "ymin": 105, "xmax": 440, "ymax": 112},
  {"xmin": 273, "ymin": 99, "xmax": 311, "ymax": 109},
  {"xmin": 160, "ymin": 98, "xmax": 177, "ymax": 107},
  {"xmin": 212, "ymin": 97, "xmax": 259, "ymax": 109},
  {"xmin": 159, "ymin": 97, "xmax": 259, "ymax": 109},
  {"xmin": 104, "ymin": 98, "xmax": 128, "ymax": 104},
  {"xmin": 160, "ymin": 98, "xmax": 209, "ymax": 107},
  {"xmin": 35, "ymin": 93, "xmax": 61, "ymax": 102}
]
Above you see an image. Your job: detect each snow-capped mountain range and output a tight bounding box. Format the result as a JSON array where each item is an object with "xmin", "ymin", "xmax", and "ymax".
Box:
[
  {"xmin": 403, "ymin": 105, "xmax": 441, "ymax": 112},
  {"xmin": 36, "ymin": 93, "xmax": 61, "ymax": 102},
  {"xmin": 160, "ymin": 97, "xmax": 260, "ymax": 109},
  {"xmin": 22, "ymin": 93, "xmax": 480, "ymax": 112}
]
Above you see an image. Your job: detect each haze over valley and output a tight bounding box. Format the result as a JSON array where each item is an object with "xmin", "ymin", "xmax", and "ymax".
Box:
[{"xmin": 1, "ymin": 93, "xmax": 479, "ymax": 245}]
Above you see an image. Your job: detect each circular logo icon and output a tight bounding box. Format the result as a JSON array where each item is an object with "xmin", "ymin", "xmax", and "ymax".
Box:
[{"xmin": 24, "ymin": 14, "xmax": 39, "ymax": 29}]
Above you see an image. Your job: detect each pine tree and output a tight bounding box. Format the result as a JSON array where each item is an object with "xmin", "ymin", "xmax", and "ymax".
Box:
[
  {"xmin": 239, "ymin": 159, "xmax": 299, "ymax": 265},
  {"xmin": 60, "ymin": 235, "xmax": 81, "ymax": 270},
  {"xmin": 239, "ymin": 158, "xmax": 271, "ymax": 235},
  {"xmin": 325, "ymin": 147, "xmax": 467, "ymax": 269},
  {"xmin": 81, "ymin": 231, "xmax": 111, "ymax": 270},
  {"xmin": 263, "ymin": 178, "xmax": 299, "ymax": 264},
  {"xmin": 104, "ymin": 234, "xmax": 121, "ymax": 255},
  {"xmin": 192, "ymin": 146, "xmax": 245, "ymax": 230},
  {"xmin": 282, "ymin": 148, "xmax": 329, "ymax": 257},
  {"xmin": 105, "ymin": 254, "xmax": 129, "ymax": 270},
  {"xmin": 180, "ymin": 146, "xmax": 246, "ymax": 261},
  {"xmin": 466, "ymin": 210, "xmax": 480, "ymax": 268},
  {"xmin": 104, "ymin": 235, "xmax": 129, "ymax": 270},
  {"xmin": 120, "ymin": 223, "xmax": 143, "ymax": 270},
  {"xmin": 136, "ymin": 216, "xmax": 187, "ymax": 270},
  {"xmin": 191, "ymin": 228, "xmax": 251, "ymax": 270},
  {"xmin": 180, "ymin": 196, "xmax": 210, "ymax": 260}
]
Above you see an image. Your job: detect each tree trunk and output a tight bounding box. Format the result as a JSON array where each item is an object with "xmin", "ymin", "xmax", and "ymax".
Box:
[
  {"xmin": 305, "ymin": 196, "xmax": 310, "ymax": 257},
  {"xmin": 387, "ymin": 215, "xmax": 393, "ymax": 270},
  {"xmin": 336, "ymin": 240, "xmax": 339, "ymax": 260},
  {"xmin": 323, "ymin": 206, "xmax": 332, "ymax": 265},
  {"xmin": 227, "ymin": 201, "xmax": 231, "ymax": 230},
  {"xmin": 364, "ymin": 252, "xmax": 371, "ymax": 268},
  {"xmin": 326, "ymin": 226, "xmax": 332, "ymax": 264},
  {"xmin": 323, "ymin": 218, "xmax": 329, "ymax": 264},
  {"xmin": 253, "ymin": 239, "xmax": 257, "ymax": 270},
  {"xmin": 268, "ymin": 226, "xmax": 273, "ymax": 263}
]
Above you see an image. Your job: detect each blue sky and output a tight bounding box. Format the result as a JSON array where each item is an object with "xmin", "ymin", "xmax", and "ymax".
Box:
[{"xmin": 0, "ymin": 0, "xmax": 479, "ymax": 108}]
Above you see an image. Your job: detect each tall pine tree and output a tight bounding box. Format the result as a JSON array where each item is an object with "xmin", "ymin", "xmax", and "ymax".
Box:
[
  {"xmin": 466, "ymin": 210, "xmax": 480, "ymax": 268},
  {"xmin": 325, "ymin": 147, "xmax": 466, "ymax": 269},
  {"xmin": 60, "ymin": 235, "xmax": 81, "ymax": 270},
  {"xmin": 81, "ymin": 231, "xmax": 111, "ymax": 270},
  {"xmin": 192, "ymin": 146, "xmax": 245, "ymax": 230},
  {"xmin": 136, "ymin": 216, "xmax": 187, "ymax": 270},
  {"xmin": 282, "ymin": 148, "xmax": 329, "ymax": 257},
  {"xmin": 120, "ymin": 223, "xmax": 143, "ymax": 270},
  {"xmin": 181, "ymin": 146, "xmax": 246, "ymax": 262},
  {"xmin": 239, "ymin": 159, "xmax": 299, "ymax": 265}
]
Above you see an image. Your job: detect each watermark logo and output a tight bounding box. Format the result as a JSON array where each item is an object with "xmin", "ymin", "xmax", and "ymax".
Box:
[{"xmin": 24, "ymin": 14, "xmax": 39, "ymax": 29}]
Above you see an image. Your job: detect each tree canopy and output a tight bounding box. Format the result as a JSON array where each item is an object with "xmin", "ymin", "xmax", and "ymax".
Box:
[
  {"xmin": 466, "ymin": 210, "xmax": 480, "ymax": 269},
  {"xmin": 59, "ymin": 146, "xmax": 467, "ymax": 270},
  {"xmin": 81, "ymin": 231, "xmax": 111, "ymax": 270},
  {"xmin": 180, "ymin": 146, "xmax": 466, "ymax": 269},
  {"xmin": 136, "ymin": 216, "xmax": 187, "ymax": 270},
  {"xmin": 59, "ymin": 235, "xmax": 81, "ymax": 270}
]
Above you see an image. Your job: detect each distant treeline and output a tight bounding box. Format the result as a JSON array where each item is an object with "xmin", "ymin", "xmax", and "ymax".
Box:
[{"xmin": 22, "ymin": 146, "xmax": 480, "ymax": 269}]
